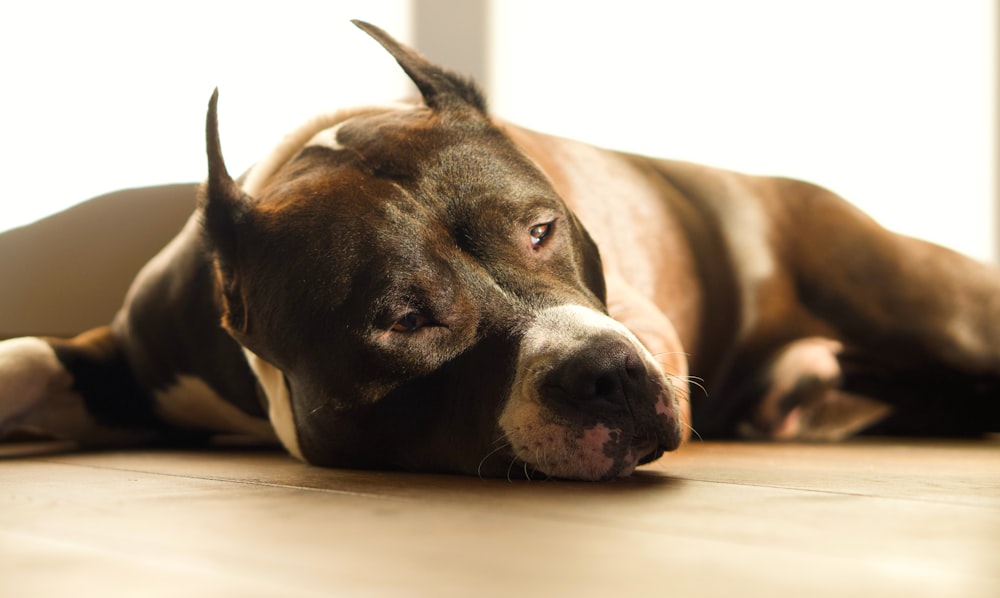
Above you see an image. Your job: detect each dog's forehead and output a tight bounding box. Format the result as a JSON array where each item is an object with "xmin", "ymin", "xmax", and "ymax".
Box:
[
  {"xmin": 334, "ymin": 108, "xmax": 558, "ymax": 200},
  {"xmin": 240, "ymin": 106, "xmax": 591, "ymax": 320},
  {"xmin": 334, "ymin": 106, "xmax": 437, "ymax": 151},
  {"xmin": 257, "ymin": 107, "xmax": 566, "ymax": 241}
]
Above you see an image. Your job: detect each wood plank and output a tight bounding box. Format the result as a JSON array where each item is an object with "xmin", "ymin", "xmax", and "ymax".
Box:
[
  {"xmin": 1, "ymin": 441, "xmax": 997, "ymax": 597},
  {"xmin": 653, "ymin": 439, "xmax": 1000, "ymax": 507}
]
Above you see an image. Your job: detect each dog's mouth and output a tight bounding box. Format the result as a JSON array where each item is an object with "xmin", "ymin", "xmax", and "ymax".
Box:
[
  {"xmin": 494, "ymin": 381, "xmax": 682, "ymax": 481},
  {"xmin": 520, "ymin": 433, "xmax": 669, "ymax": 481},
  {"xmin": 635, "ymin": 438, "xmax": 667, "ymax": 466},
  {"xmin": 499, "ymin": 440, "xmax": 665, "ymax": 482}
]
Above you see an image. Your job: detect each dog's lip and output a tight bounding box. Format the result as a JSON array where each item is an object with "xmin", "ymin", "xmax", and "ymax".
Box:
[{"xmin": 633, "ymin": 438, "xmax": 665, "ymax": 466}]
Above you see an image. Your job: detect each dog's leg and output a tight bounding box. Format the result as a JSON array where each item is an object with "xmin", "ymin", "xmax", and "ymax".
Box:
[
  {"xmin": 0, "ymin": 336, "xmax": 73, "ymax": 434},
  {"xmin": 781, "ymin": 181, "xmax": 1000, "ymax": 434},
  {"xmin": 737, "ymin": 337, "xmax": 892, "ymax": 440},
  {"xmin": 0, "ymin": 327, "xmax": 163, "ymax": 444}
]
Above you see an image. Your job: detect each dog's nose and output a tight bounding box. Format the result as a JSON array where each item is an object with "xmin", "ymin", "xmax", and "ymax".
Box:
[{"xmin": 542, "ymin": 339, "xmax": 647, "ymax": 409}]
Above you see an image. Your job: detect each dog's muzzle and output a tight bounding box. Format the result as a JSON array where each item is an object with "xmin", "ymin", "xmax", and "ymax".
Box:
[{"xmin": 498, "ymin": 305, "xmax": 682, "ymax": 480}]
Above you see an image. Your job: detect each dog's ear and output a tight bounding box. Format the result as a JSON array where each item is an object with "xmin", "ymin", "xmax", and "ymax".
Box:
[
  {"xmin": 352, "ymin": 19, "xmax": 487, "ymax": 113},
  {"xmin": 200, "ymin": 89, "xmax": 254, "ymax": 335}
]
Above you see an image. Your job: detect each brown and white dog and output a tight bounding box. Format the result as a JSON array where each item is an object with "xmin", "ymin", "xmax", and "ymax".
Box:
[{"xmin": 0, "ymin": 22, "xmax": 997, "ymax": 480}]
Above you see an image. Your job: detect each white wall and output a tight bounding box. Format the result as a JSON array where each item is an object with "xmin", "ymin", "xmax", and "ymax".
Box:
[
  {"xmin": 0, "ymin": 0, "xmax": 411, "ymax": 232},
  {"xmin": 490, "ymin": 0, "xmax": 997, "ymax": 262}
]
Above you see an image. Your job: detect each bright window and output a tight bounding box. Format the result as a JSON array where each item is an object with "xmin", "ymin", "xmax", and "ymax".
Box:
[
  {"xmin": 490, "ymin": 0, "xmax": 997, "ymax": 261},
  {"xmin": 4, "ymin": 1, "xmax": 996, "ymax": 264}
]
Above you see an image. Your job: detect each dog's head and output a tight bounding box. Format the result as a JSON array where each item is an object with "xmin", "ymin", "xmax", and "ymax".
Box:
[{"xmin": 199, "ymin": 21, "xmax": 683, "ymax": 480}]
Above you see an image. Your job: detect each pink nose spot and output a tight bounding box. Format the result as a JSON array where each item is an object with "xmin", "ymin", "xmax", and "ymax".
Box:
[
  {"xmin": 576, "ymin": 423, "xmax": 618, "ymax": 470},
  {"xmin": 655, "ymin": 392, "xmax": 673, "ymax": 417}
]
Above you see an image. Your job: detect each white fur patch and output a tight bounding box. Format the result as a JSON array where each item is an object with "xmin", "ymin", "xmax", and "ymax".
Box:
[
  {"xmin": 768, "ymin": 337, "xmax": 843, "ymax": 405},
  {"xmin": 242, "ymin": 348, "xmax": 303, "ymax": 460},
  {"xmin": 305, "ymin": 122, "xmax": 347, "ymax": 151},
  {"xmin": 517, "ymin": 304, "xmax": 650, "ymax": 360},
  {"xmin": 241, "ymin": 102, "xmax": 413, "ymax": 197},
  {"xmin": 0, "ymin": 337, "xmax": 123, "ymax": 442},
  {"xmin": 0, "ymin": 337, "xmax": 73, "ymax": 428},
  {"xmin": 154, "ymin": 374, "xmax": 276, "ymax": 439}
]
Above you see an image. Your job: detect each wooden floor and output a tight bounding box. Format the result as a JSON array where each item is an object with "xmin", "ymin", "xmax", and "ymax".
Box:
[{"xmin": 1, "ymin": 439, "xmax": 997, "ymax": 597}]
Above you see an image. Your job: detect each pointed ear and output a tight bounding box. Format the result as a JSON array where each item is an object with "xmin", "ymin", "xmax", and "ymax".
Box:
[
  {"xmin": 202, "ymin": 88, "xmax": 254, "ymax": 258},
  {"xmin": 200, "ymin": 89, "xmax": 254, "ymax": 335},
  {"xmin": 352, "ymin": 19, "xmax": 487, "ymax": 113}
]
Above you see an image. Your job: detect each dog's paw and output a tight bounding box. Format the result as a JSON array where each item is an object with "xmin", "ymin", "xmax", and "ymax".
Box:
[
  {"xmin": 739, "ymin": 337, "xmax": 890, "ymax": 441},
  {"xmin": 0, "ymin": 337, "xmax": 73, "ymax": 434}
]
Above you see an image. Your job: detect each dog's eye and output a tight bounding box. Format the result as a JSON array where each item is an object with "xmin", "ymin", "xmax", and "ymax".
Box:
[
  {"xmin": 390, "ymin": 312, "xmax": 429, "ymax": 333},
  {"xmin": 530, "ymin": 222, "xmax": 553, "ymax": 248}
]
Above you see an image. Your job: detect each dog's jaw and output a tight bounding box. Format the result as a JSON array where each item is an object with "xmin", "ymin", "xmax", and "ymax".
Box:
[{"xmin": 499, "ymin": 305, "xmax": 682, "ymax": 480}]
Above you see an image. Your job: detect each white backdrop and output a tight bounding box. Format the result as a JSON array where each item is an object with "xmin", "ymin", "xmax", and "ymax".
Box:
[
  {"xmin": 0, "ymin": 1, "xmax": 411, "ymax": 232},
  {"xmin": 2, "ymin": 0, "xmax": 997, "ymax": 263},
  {"xmin": 490, "ymin": 0, "xmax": 997, "ymax": 261}
]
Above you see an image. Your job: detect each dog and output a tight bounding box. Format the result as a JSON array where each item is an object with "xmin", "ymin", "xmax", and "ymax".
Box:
[{"xmin": 1, "ymin": 21, "xmax": 997, "ymax": 481}]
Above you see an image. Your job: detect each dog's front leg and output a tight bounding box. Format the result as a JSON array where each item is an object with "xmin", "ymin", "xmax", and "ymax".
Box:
[
  {"xmin": 0, "ymin": 336, "xmax": 73, "ymax": 435},
  {"xmin": 0, "ymin": 327, "xmax": 161, "ymax": 444}
]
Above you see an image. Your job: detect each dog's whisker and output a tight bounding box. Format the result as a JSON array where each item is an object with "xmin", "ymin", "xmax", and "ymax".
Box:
[
  {"xmin": 653, "ymin": 350, "xmax": 693, "ymax": 360},
  {"xmin": 526, "ymin": 447, "xmax": 547, "ymax": 481},
  {"xmin": 650, "ymin": 352, "xmax": 708, "ymax": 399},
  {"xmin": 685, "ymin": 376, "xmax": 709, "ymax": 398},
  {"xmin": 683, "ymin": 420, "xmax": 704, "ymax": 442},
  {"xmin": 673, "ymin": 383, "xmax": 698, "ymax": 404},
  {"xmin": 506, "ymin": 455, "xmax": 520, "ymax": 483},
  {"xmin": 477, "ymin": 441, "xmax": 511, "ymax": 479},
  {"xmin": 662, "ymin": 372, "xmax": 708, "ymax": 399}
]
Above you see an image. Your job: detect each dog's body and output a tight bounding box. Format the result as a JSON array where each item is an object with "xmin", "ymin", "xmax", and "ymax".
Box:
[{"xmin": 1, "ymin": 22, "xmax": 998, "ymax": 480}]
